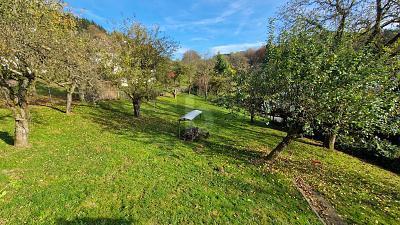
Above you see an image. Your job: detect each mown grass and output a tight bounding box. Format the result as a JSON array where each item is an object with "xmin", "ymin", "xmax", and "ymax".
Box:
[{"xmin": 0, "ymin": 94, "xmax": 399, "ymax": 224}]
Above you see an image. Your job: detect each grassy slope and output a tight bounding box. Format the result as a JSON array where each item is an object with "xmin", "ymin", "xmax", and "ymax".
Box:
[{"xmin": 0, "ymin": 94, "xmax": 399, "ymax": 224}]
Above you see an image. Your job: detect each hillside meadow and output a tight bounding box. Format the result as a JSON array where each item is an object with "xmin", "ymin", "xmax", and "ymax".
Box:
[{"xmin": 0, "ymin": 95, "xmax": 399, "ymax": 224}]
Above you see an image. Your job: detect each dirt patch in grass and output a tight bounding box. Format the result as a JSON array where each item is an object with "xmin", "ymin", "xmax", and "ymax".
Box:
[{"xmin": 295, "ymin": 177, "xmax": 346, "ymax": 225}]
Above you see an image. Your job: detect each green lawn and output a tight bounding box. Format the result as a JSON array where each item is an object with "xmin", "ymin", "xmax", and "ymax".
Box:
[{"xmin": 0, "ymin": 94, "xmax": 399, "ymax": 224}]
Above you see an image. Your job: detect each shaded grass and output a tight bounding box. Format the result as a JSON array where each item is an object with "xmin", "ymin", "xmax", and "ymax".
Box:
[
  {"xmin": 0, "ymin": 95, "xmax": 318, "ymax": 224},
  {"xmin": 267, "ymin": 145, "xmax": 400, "ymax": 224},
  {"xmin": 0, "ymin": 94, "xmax": 398, "ymax": 224}
]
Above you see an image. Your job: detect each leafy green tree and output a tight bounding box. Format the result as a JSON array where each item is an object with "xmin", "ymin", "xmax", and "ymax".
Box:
[
  {"xmin": 214, "ymin": 53, "xmax": 231, "ymax": 75},
  {"xmin": 262, "ymin": 29, "xmax": 330, "ymax": 160},
  {"xmin": 0, "ymin": 0, "xmax": 74, "ymax": 147},
  {"xmin": 316, "ymin": 41, "xmax": 399, "ymax": 150},
  {"xmin": 261, "ymin": 24, "xmax": 399, "ymax": 160},
  {"xmin": 165, "ymin": 61, "xmax": 188, "ymax": 99},
  {"xmin": 225, "ymin": 52, "xmax": 263, "ymax": 123},
  {"xmin": 280, "ymin": 0, "xmax": 400, "ymax": 151},
  {"xmin": 212, "ymin": 53, "xmax": 235, "ymax": 96},
  {"xmin": 111, "ymin": 22, "xmax": 177, "ymax": 117}
]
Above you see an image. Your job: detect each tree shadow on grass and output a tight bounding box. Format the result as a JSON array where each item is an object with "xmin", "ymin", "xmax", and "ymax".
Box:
[
  {"xmin": 195, "ymin": 131, "xmax": 280, "ymax": 165},
  {"xmin": 199, "ymin": 138, "xmax": 265, "ymax": 164},
  {"xmin": 0, "ymin": 113, "xmax": 12, "ymax": 122},
  {"xmin": 0, "ymin": 131, "xmax": 13, "ymax": 145},
  {"xmin": 56, "ymin": 218, "xmax": 133, "ymax": 225},
  {"xmin": 86, "ymin": 100, "xmax": 280, "ymax": 166},
  {"xmin": 86, "ymin": 100, "xmax": 320, "ymax": 167},
  {"xmin": 85, "ymin": 101, "xmax": 193, "ymax": 148},
  {"xmin": 35, "ymin": 104, "xmax": 66, "ymax": 113}
]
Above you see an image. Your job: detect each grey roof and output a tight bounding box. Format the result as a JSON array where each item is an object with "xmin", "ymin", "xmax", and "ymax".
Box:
[{"xmin": 179, "ymin": 110, "xmax": 202, "ymax": 121}]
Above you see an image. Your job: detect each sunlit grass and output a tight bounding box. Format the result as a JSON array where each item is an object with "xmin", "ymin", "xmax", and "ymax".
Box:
[{"xmin": 0, "ymin": 94, "xmax": 398, "ymax": 224}]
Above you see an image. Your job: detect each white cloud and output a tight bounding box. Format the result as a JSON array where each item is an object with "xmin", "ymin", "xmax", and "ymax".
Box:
[
  {"xmin": 173, "ymin": 47, "xmax": 190, "ymax": 59},
  {"xmin": 163, "ymin": 0, "xmax": 247, "ymax": 30},
  {"xmin": 176, "ymin": 47, "xmax": 190, "ymax": 55},
  {"xmin": 210, "ymin": 42, "xmax": 265, "ymax": 55},
  {"xmin": 190, "ymin": 37, "xmax": 209, "ymax": 41}
]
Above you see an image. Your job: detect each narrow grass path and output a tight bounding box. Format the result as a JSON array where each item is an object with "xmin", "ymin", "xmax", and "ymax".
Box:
[{"xmin": 0, "ymin": 94, "xmax": 399, "ymax": 224}]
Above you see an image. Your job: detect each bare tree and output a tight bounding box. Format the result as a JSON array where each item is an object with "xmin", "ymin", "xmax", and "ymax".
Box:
[
  {"xmin": 282, "ymin": 0, "xmax": 400, "ymax": 49},
  {"xmin": 196, "ymin": 60, "xmax": 214, "ymax": 101},
  {"xmin": 182, "ymin": 50, "xmax": 201, "ymax": 94}
]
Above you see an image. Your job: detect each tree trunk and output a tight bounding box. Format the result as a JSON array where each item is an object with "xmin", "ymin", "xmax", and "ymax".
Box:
[
  {"xmin": 66, "ymin": 84, "xmax": 76, "ymax": 114},
  {"xmin": 373, "ymin": 0, "xmax": 383, "ymax": 40},
  {"xmin": 13, "ymin": 104, "xmax": 29, "ymax": 148},
  {"xmin": 264, "ymin": 133, "xmax": 299, "ymax": 161},
  {"xmin": 324, "ymin": 124, "xmax": 340, "ymax": 150},
  {"xmin": 133, "ymin": 98, "xmax": 141, "ymax": 118},
  {"xmin": 2, "ymin": 74, "xmax": 34, "ymax": 147},
  {"xmin": 250, "ymin": 108, "xmax": 255, "ymax": 124},
  {"xmin": 325, "ymin": 133, "xmax": 337, "ymax": 150},
  {"xmin": 66, "ymin": 92, "xmax": 73, "ymax": 114},
  {"xmin": 334, "ymin": 16, "xmax": 346, "ymax": 46},
  {"xmin": 173, "ymin": 89, "xmax": 177, "ymax": 99},
  {"xmin": 79, "ymin": 92, "xmax": 85, "ymax": 102},
  {"xmin": 188, "ymin": 84, "xmax": 191, "ymax": 95}
]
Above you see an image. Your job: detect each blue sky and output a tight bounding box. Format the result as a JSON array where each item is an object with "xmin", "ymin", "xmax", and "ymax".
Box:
[{"xmin": 64, "ymin": 0, "xmax": 287, "ymax": 59}]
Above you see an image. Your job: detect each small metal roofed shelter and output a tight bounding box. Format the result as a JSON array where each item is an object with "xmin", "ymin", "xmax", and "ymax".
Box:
[{"xmin": 178, "ymin": 110, "xmax": 203, "ymax": 137}]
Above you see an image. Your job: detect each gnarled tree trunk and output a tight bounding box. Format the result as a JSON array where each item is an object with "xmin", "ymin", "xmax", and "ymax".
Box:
[
  {"xmin": 13, "ymin": 104, "xmax": 29, "ymax": 147},
  {"xmin": 66, "ymin": 84, "xmax": 76, "ymax": 114},
  {"xmin": 1, "ymin": 75, "xmax": 33, "ymax": 148},
  {"xmin": 265, "ymin": 133, "xmax": 300, "ymax": 161},
  {"xmin": 133, "ymin": 98, "xmax": 141, "ymax": 118}
]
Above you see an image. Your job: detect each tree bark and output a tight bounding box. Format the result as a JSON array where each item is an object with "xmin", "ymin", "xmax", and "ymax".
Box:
[
  {"xmin": 325, "ymin": 133, "xmax": 337, "ymax": 150},
  {"xmin": 265, "ymin": 133, "xmax": 299, "ymax": 161},
  {"xmin": 133, "ymin": 98, "xmax": 141, "ymax": 118},
  {"xmin": 374, "ymin": 0, "xmax": 383, "ymax": 38},
  {"xmin": 334, "ymin": 13, "xmax": 347, "ymax": 46},
  {"xmin": 66, "ymin": 84, "xmax": 76, "ymax": 114},
  {"xmin": 13, "ymin": 104, "xmax": 29, "ymax": 147},
  {"xmin": 1, "ymin": 69, "xmax": 34, "ymax": 148},
  {"xmin": 250, "ymin": 110, "xmax": 255, "ymax": 124},
  {"xmin": 324, "ymin": 124, "xmax": 340, "ymax": 150}
]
